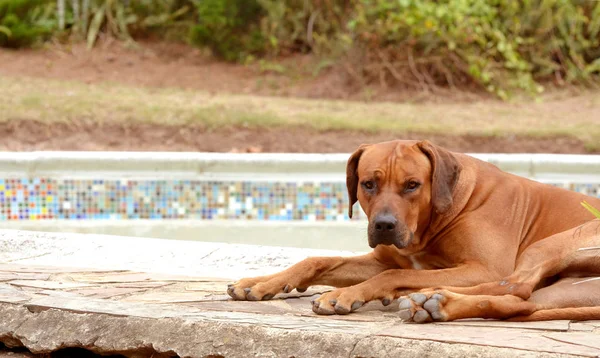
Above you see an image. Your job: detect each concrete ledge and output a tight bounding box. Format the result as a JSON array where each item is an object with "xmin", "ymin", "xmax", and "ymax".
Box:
[
  {"xmin": 0, "ymin": 221, "xmax": 371, "ymax": 252},
  {"xmin": 1, "ymin": 152, "xmax": 599, "ymax": 182},
  {"xmin": 0, "ymin": 229, "xmax": 363, "ymax": 278}
]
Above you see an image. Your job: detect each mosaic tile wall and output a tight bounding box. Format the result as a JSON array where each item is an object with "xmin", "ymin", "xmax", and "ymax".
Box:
[{"xmin": 0, "ymin": 178, "xmax": 599, "ymax": 221}]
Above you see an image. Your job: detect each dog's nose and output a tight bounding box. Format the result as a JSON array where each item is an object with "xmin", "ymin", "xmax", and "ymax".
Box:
[{"xmin": 374, "ymin": 214, "xmax": 397, "ymax": 232}]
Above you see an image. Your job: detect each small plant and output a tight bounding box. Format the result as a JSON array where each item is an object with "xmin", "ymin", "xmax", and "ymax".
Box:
[
  {"xmin": 0, "ymin": 0, "xmax": 196, "ymax": 49},
  {"xmin": 578, "ymin": 201, "xmax": 600, "ymax": 253},
  {"xmin": 63, "ymin": 0, "xmax": 195, "ymax": 49},
  {"xmin": 581, "ymin": 201, "xmax": 600, "ymax": 219},
  {"xmin": 189, "ymin": 0, "xmax": 266, "ymax": 61}
]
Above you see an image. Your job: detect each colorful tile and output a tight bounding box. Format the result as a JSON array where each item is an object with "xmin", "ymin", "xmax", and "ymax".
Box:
[{"xmin": 0, "ymin": 178, "xmax": 598, "ymax": 221}]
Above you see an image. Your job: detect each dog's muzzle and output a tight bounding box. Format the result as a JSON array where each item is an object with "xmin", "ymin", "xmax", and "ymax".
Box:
[{"xmin": 368, "ymin": 213, "xmax": 413, "ymax": 249}]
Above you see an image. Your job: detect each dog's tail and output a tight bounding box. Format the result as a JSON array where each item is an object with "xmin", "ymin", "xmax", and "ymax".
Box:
[{"xmin": 507, "ymin": 307, "xmax": 600, "ymax": 322}]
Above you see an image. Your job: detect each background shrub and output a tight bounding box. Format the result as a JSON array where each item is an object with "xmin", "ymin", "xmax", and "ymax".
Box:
[
  {"xmin": 188, "ymin": 0, "xmax": 600, "ymax": 98},
  {"xmin": 3, "ymin": 0, "xmax": 600, "ymax": 98},
  {"xmin": 126, "ymin": 0, "xmax": 195, "ymax": 41},
  {"xmin": 349, "ymin": 0, "xmax": 600, "ymax": 97},
  {"xmin": 0, "ymin": 0, "xmax": 55, "ymax": 48},
  {"xmin": 189, "ymin": 0, "xmax": 266, "ymax": 61}
]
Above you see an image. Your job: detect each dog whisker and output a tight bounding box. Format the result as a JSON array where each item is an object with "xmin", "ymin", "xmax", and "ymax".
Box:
[
  {"xmin": 572, "ymin": 277, "xmax": 600, "ymax": 285},
  {"xmin": 577, "ymin": 246, "xmax": 600, "ymax": 251}
]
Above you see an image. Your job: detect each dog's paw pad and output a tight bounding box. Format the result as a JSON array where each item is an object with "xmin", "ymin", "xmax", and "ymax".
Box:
[
  {"xmin": 423, "ymin": 297, "xmax": 440, "ymax": 312},
  {"xmin": 413, "ymin": 309, "xmax": 431, "ymax": 323},
  {"xmin": 409, "ymin": 293, "xmax": 428, "ymax": 305},
  {"xmin": 423, "ymin": 294, "xmax": 447, "ymax": 321},
  {"xmin": 398, "ymin": 309, "xmax": 414, "ymax": 321},
  {"xmin": 431, "ymin": 293, "xmax": 444, "ymax": 301},
  {"xmin": 398, "ymin": 298, "xmax": 414, "ymax": 310}
]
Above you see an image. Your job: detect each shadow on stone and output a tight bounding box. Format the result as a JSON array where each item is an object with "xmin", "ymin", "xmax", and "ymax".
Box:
[
  {"xmin": 51, "ymin": 348, "xmax": 125, "ymax": 358},
  {"xmin": 0, "ymin": 342, "xmax": 178, "ymax": 358}
]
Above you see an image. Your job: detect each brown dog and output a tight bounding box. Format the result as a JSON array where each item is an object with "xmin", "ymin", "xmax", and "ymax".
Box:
[{"xmin": 227, "ymin": 140, "xmax": 600, "ymax": 322}]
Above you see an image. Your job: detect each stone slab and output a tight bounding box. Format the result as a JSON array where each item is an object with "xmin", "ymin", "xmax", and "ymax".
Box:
[
  {"xmin": 0, "ymin": 264, "xmax": 598, "ymax": 358},
  {"xmin": 0, "ymin": 230, "xmax": 599, "ymax": 357}
]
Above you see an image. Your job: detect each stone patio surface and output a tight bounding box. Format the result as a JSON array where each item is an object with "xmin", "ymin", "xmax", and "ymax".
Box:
[{"xmin": 0, "ymin": 230, "xmax": 599, "ymax": 358}]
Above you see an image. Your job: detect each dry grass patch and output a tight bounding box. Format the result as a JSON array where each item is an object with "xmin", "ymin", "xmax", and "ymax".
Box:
[{"xmin": 1, "ymin": 76, "xmax": 599, "ymax": 150}]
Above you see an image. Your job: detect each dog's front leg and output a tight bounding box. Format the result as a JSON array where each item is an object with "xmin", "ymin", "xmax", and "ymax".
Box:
[
  {"xmin": 312, "ymin": 263, "xmax": 497, "ymax": 315},
  {"xmin": 227, "ymin": 253, "xmax": 391, "ymax": 301}
]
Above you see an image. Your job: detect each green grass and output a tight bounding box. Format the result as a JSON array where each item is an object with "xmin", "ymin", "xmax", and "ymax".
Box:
[
  {"xmin": 582, "ymin": 201, "xmax": 600, "ymax": 219},
  {"xmin": 2, "ymin": 75, "xmax": 600, "ymax": 149}
]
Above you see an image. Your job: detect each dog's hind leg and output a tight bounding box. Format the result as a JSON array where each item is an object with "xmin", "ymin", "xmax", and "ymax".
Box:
[
  {"xmin": 508, "ymin": 276, "xmax": 600, "ymax": 321},
  {"xmin": 422, "ymin": 221, "xmax": 600, "ymax": 300},
  {"xmin": 398, "ymin": 222, "xmax": 600, "ymax": 322},
  {"xmin": 398, "ymin": 276, "xmax": 600, "ymax": 323}
]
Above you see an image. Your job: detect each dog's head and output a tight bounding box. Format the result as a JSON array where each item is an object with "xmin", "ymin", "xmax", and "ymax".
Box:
[{"xmin": 346, "ymin": 140, "xmax": 462, "ymax": 250}]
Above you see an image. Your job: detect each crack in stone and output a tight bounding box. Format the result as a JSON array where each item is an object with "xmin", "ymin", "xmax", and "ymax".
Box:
[
  {"xmin": 23, "ymin": 305, "xmax": 129, "ymax": 318},
  {"xmin": 1, "ymin": 310, "xmax": 31, "ymax": 349},
  {"xmin": 197, "ymin": 249, "xmax": 220, "ymax": 262},
  {"xmin": 6, "ymin": 252, "xmax": 52, "ymax": 263},
  {"xmin": 86, "ymin": 335, "xmax": 100, "ymax": 349},
  {"xmin": 0, "ymin": 311, "xmax": 37, "ymax": 352},
  {"xmin": 25, "ymin": 305, "xmax": 50, "ymax": 314},
  {"xmin": 348, "ymin": 335, "xmax": 370, "ymax": 358},
  {"xmin": 101, "ymin": 282, "xmax": 177, "ymax": 301},
  {"xmin": 541, "ymin": 334, "xmax": 600, "ymax": 352}
]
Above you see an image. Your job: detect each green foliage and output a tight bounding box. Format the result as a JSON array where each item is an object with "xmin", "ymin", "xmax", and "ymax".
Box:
[
  {"xmin": 3, "ymin": 0, "xmax": 600, "ymax": 97},
  {"xmin": 189, "ymin": 0, "xmax": 266, "ymax": 61},
  {"xmin": 350, "ymin": 0, "xmax": 600, "ymax": 97},
  {"xmin": 66, "ymin": 0, "xmax": 195, "ymax": 49},
  {"xmin": 189, "ymin": 0, "xmax": 354, "ymax": 60},
  {"xmin": 82, "ymin": 0, "xmax": 137, "ymax": 49},
  {"xmin": 255, "ymin": 0, "xmax": 353, "ymax": 56},
  {"xmin": 187, "ymin": 0, "xmax": 600, "ymax": 97},
  {"xmin": 0, "ymin": 0, "xmax": 196, "ymax": 49},
  {"xmin": 0, "ymin": 0, "xmax": 55, "ymax": 48},
  {"xmin": 128, "ymin": 0, "xmax": 194, "ymax": 40}
]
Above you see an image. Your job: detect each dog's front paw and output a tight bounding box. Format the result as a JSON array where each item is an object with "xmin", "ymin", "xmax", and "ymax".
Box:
[
  {"xmin": 227, "ymin": 276, "xmax": 308, "ymax": 301},
  {"xmin": 311, "ymin": 288, "xmax": 368, "ymax": 315}
]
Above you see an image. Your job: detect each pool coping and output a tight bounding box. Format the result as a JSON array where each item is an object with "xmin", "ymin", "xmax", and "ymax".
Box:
[{"xmin": 1, "ymin": 152, "xmax": 599, "ymax": 182}]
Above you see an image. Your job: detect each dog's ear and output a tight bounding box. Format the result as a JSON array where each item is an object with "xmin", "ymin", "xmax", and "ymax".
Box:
[
  {"xmin": 417, "ymin": 140, "xmax": 462, "ymax": 214},
  {"xmin": 346, "ymin": 144, "xmax": 370, "ymax": 218}
]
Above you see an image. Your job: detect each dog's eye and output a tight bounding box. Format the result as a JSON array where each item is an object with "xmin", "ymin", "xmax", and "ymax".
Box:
[
  {"xmin": 362, "ymin": 181, "xmax": 375, "ymax": 190},
  {"xmin": 405, "ymin": 181, "xmax": 421, "ymax": 192}
]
